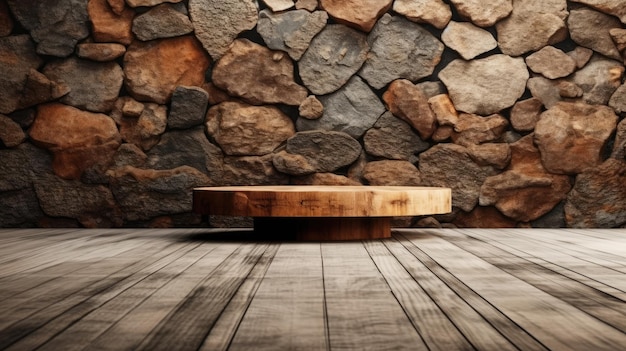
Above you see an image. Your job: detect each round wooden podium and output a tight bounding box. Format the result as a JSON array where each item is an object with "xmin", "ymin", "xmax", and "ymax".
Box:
[{"xmin": 193, "ymin": 186, "xmax": 451, "ymax": 240}]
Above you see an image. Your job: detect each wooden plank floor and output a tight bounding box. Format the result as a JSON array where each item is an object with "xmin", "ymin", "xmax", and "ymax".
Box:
[{"xmin": 0, "ymin": 228, "xmax": 625, "ymax": 350}]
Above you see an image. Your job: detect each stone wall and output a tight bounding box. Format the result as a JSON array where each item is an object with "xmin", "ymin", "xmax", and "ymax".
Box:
[{"xmin": 1, "ymin": 0, "xmax": 625, "ymax": 228}]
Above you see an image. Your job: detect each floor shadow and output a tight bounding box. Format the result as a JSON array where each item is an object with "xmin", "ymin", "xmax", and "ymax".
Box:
[{"xmin": 179, "ymin": 229, "xmax": 298, "ymax": 243}]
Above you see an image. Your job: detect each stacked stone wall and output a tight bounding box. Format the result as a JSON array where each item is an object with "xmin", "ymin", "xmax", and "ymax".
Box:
[{"xmin": 1, "ymin": 0, "xmax": 625, "ymax": 228}]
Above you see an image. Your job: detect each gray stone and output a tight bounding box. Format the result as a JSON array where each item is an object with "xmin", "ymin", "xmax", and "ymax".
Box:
[
  {"xmin": 168, "ymin": 86, "xmax": 209, "ymax": 129},
  {"xmin": 362, "ymin": 160, "xmax": 422, "ymax": 186},
  {"xmin": 111, "ymin": 143, "xmax": 147, "ymax": 169},
  {"xmin": 272, "ymin": 130, "xmax": 362, "ymax": 176},
  {"xmin": 212, "ymin": 39, "xmax": 308, "ymax": 106},
  {"xmin": 392, "ymin": 0, "xmax": 452, "ymax": 29},
  {"xmin": 0, "ymin": 114, "xmax": 26, "ymax": 147},
  {"xmin": 16, "ymin": 69, "xmax": 70, "ymax": 111},
  {"xmin": 0, "ymin": 188, "xmax": 43, "ymax": 227},
  {"xmin": 257, "ymin": 9, "xmax": 327, "ymax": 61},
  {"xmin": 296, "ymin": 75, "xmax": 385, "ymax": 139},
  {"xmin": 441, "ymin": 21, "xmax": 497, "ymax": 60},
  {"xmin": 534, "ymin": 102, "xmax": 618, "ymax": 175},
  {"xmin": 359, "ymin": 14, "xmax": 444, "ymax": 90},
  {"xmin": 298, "ymin": 25, "xmax": 369, "ymax": 95},
  {"xmin": 448, "ymin": 0, "xmax": 512, "ymax": 27},
  {"xmin": 0, "ymin": 35, "xmax": 44, "ymax": 114},
  {"xmin": 525, "ymin": 46, "xmax": 577, "ymax": 79},
  {"xmin": 0, "ymin": 143, "xmax": 51, "ymax": 192},
  {"xmin": 419, "ymin": 143, "xmax": 499, "ymax": 212},
  {"xmin": 565, "ymin": 158, "xmax": 626, "ymax": 228},
  {"xmin": 7, "ymin": 0, "xmax": 89, "ymax": 57},
  {"xmin": 222, "ymin": 154, "xmax": 290, "ymax": 186},
  {"xmin": 569, "ymin": 0, "xmax": 626, "ymax": 24},
  {"xmin": 133, "ymin": 3, "xmax": 194, "ymax": 41},
  {"xmin": 527, "ymin": 76, "xmax": 565, "ymax": 109},
  {"xmin": 609, "ymin": 83, "xmax": 626, "ymax": 114},
  {"xmin": 43, "ymin": 57, "xmax": 123, "ymax": 113},
  {"xmin": 206, "ymin": 101, "xmax": 295, "ymax": 156},
  {"xmin": 495, "ymin": 0, "xmax": 568, "ymax": 56},
  {"xmin": 34, "ymin": 173, "xmax": 122, "ymax": 227},
  {"xmin": 146, "ymin": 127, "xmax": 224, "ymax": 179},
  {"xmin": 570, "ymin": 55, "xmax": 624, "ymax": 105},
  {"xmin": 188, "ymin": 0, "xmax": 258, "ymax": 60},
  {"xmin": 364, "ymin": 112, "xmax": 429, "ymax": 163},
  {"xmin": 439, "ymin": 55, "xmax": 529, "ymax": 115},
  {"xmin": 108, "ymin": 165, "xmax": 212, "ymax": 222},
  {"xmin": 568, "ymin": 6, "xmax": 622, "ymax": 61}
]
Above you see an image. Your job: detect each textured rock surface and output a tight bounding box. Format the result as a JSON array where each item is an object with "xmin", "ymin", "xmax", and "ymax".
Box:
[
  {"xmin": 297, "ymin": 76, "xmax": 385, "ymax": 139},
  {"xmin": 188, "ymin": 0, "xmax": 257, "ymax": 60},
  {"xmin": 212, "ymin": 39, "xmax": 308, "ymax": 106},
  {"xmin": 362, "ymin": 160, "xmax": 422, "ymax": 186},
  {"xmin": 534, "ymin": 102, "xmax": 618, "ymax": 175},
  {"xmin": 257, "ymin": 9, "xmax": 328, "ymax": 61},
  {"xmin": 393, "ymin": 0, "xmax": 452, "ymax": 29},
  {"xmin": 272, "ymin": 131, "xmax": 361, "ymax": 175},
  {"xmin": 2, "ymin": 0, "xmax": 626, "ymax": 228},
  {"xmin": 206, "ymin": 101, "xmax": 295, "ymax": 156},
  {"xmin": 441, "ymin": 21, "xmax": 498, "ymax": 60},
  {"xmin": 439, "ymin": 55, "xmax": 529, "ymax": 115},
  {"xmin": 495, "ymin": 0, "xmax": 568, "ymax": 56},
  {"xmin": 298, "ymin": 25, "xmax": 369, "ymax": 95},
  {"xmin": 43, "ymin": 57, "xmax": 123, "ymax": 113},
  {"xmin": 359, "ymin": 14, "xmax": 444, "ymax": 90},
  {"xmin": 319, "ymin": 0, "xmax": 392, "ymax": 32},
  {"xmin": 7, "ymin": 0, "xmax": 90, "ymax": 56},
  {"xmin": 449, "ymin": 0, "xmax": 512, "ymax": 27},
  {"xmin": 29, "ymin": 103, "xmax": 122, "ymax": 180},
  {"xmin": 565, "ymin": 159, "xmax": 626, "ymax": 228},
  {"xmin": 363, "ymin": 112, "xmax": 429, "ymax": 163},
  {"xmin": 124, "ymin": 36, "xmax": 210, "ymax": 104},
  {"xmin": 383, "ymin": 79, "xmax": 437, "ymax": 139}
]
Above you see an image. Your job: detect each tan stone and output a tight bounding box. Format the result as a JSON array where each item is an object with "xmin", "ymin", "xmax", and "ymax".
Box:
[
  {"xmin": 362, "ymin": 160, "xmax": 422, "ymax": 186},
  {"xmin": 88, "ymin": 0, "xmax": 134, "ymax": 45},
  {"xmin": 29, "ymin": 103, "xmax": 121, "ymax": 179},
  {"xmin": 319, "ymin": 0, "xmax": 392, "ymax": 32},
  {"xmin": 535, "ymin": 102, "xmax": 618, "ymax": 174},
  {"xmin": 451, "ymin": 113, "xmax": 509, "ymax": 146},
  {"xmin": 124, "ymin": 36, "xmax": 211, "ymax": 104},
  {"xmin": 428, "ymin": 94, "xmax": 458, "ymax": 126},
  {"xmin": 299, "ymin": 96, "xmax": 324, "ymax": 120},
  {"xmin": 77, "ymin": 43, "xmax": 126, "ymax": 61},
  {"xmin": 393, "ymin": 0, "xmax": 452, "ymax": 29},
  {"xmin": 212, "ymin": 39, "xmax": 307, "ymax": 106},
  {"xmin": 510, "ymin": 97, "xmax": 543, "ymax": 132},
  {"xmin": 525, "ymin": 46, "xmax": 577, "ymax": 79}
]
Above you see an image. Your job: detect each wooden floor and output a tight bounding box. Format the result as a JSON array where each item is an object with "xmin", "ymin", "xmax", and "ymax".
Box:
[{"xmin": 0, "ymin": 228, "xmax": 625, "ymax": 351}]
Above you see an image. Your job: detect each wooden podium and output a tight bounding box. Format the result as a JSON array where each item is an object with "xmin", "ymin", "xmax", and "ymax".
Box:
[{"xmin": 193, "ymin": 186, "xmax": 451, "ymax": 240}]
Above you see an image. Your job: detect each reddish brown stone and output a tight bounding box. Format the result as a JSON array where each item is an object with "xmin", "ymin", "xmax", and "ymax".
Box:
[
  {"xmin": 124, "ymin": 36, "xmax": 211, "ymax": 104},
  {"xmin": 29, "ymin": 103, "xmax": 122, "ymax": 179},
  {"xmin": 88, "ymin": 0, "xmax": 134, "ymax": 45},
  {"xmin": 454, "ymin": 206, "xmax": 518, "ymax": 228},
  {"xmin": 0, "ymin": 1, "xmax": 13, "ymax": 36},
  {"xmin": 383, "ymin": 79, "xmax": 436, "ymax": 140}
]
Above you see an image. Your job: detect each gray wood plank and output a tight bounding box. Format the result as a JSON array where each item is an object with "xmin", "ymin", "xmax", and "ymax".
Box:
[
  {"xmin": 227, "ymin": 243, "xmax": 327, "ymax": 351},
  {"xmin": 363, "ymin": 239, "xmax": 474, "ymax": 351},
  {"xmin": 394, "ymin": 231, "xmax": 545, "ymax": 351},
  {"xmin": 321, "ymin": 241, "xmax": 429, "ymax": 351},
  {"xmin": 136, "ymin": 243, "xmax": 272, "ymax": 351},
  {"xmin": 407, "ymin": 229, "xmax": 626, "ymax": 351}
]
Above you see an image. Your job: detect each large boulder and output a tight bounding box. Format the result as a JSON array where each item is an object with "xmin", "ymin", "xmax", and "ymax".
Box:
[
  {"xmin": 124, "ymin": 36, "xmax": 210, "ymax": 104},
  {"xmin": 29, "ymin": 103, "xmax": 122, "ymax": 180},
  {"xmin": 565, "ymin": 158, "xmax": 626, "ymax": 228},
  {"xmin": 534, "ymin": 102, "xmax": 618, "ymax": 175},
  {"xmin": 188, "ymin": 0, "xmax": 257, "ymax": 60},
  {"xmin": 205, "ymin": 101, "xmax": 295, "ymax": 156},
  {"xmin": 296, "ymin": 76, "xmax": 385, "ymax": 139},
  {"xmin": 439, "ymin": 54, "xmax": 529, "ymax": 115},
  {"xmin": 7, "ymin": 0, "xmax": 89, "ymax": 56},
  {"xmin": 359, "ymin": 14, "xmax": 444, "ymax": 90},
  {"xmin": 298, "ymin": 25, "xmax": 369, "ymax": 95},
  {"xmin": 212, "ymin": 39, "xmax": 308, "ymax": 106},
  {"xmin": 272, "ymin": 130, "xmax": 362, "ymax": 176}
]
